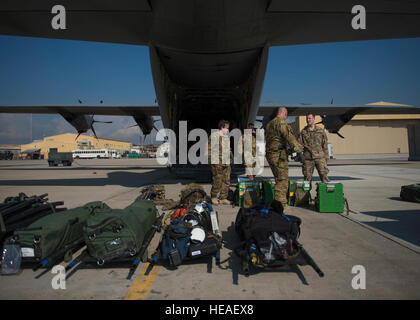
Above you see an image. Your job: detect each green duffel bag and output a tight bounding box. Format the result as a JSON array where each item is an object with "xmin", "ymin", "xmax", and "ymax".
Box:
[
  {"xmin": 6, "ymin": 201, "xmax": 107, "ymax": 267},
  {"xmin": 84, "ymin": 199, "xmax": 157, "ymax": 265},
  {"xmin": 400, "ymin": 184, "xmax": 420, "ymax": 203}
]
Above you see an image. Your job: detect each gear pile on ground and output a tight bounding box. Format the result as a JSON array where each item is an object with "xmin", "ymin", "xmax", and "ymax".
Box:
[
  {"xmin": 179, "ymin": 183, "xmax": 208, "ymax": 205},
  {"xmin": 156, "ymin": 186, "xmax": 222, "ymax": 268},
  {"xmin": 138, "ymin": 185, "xmax": 166, "ymax": 200},
  {"xmin": 137, "ymin": 185, "xmax": 178, "ymax": 210},
  {"xmin": 234, "ymin": 200, "xmax": 324, "ymax": 277},
  {"xmin": 400, "ymin": 183, "xmax": 420, "ymax": 203},
  {"xmin": 1, "ymin": 199, "xmax": 161, "ymax": 278}
]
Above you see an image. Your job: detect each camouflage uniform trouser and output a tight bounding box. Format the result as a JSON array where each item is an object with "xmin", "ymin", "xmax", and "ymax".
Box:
[
  {"xmin": 266, "ymin": 152, "xmax": 288, "ymax": 207},
  {"xmin": 210, "ymin": 164, "xmax": 231, "ymax": 199},
  {"xmin": 245, "ymin": 163, "xmax": 256, "ymax": 181},
  {"xmin": 303, "ymin": 158, "xmax": 330, "ymax": 183}
]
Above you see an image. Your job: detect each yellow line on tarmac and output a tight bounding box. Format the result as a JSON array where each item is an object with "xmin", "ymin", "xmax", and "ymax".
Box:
[{"xmin": 124, "ymin": 263, "xmax": 160, "ymax": 300}]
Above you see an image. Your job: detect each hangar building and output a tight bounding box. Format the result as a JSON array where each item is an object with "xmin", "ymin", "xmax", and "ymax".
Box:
[
  {"xmin": 291, "ymin": 105, "xmax": 420, "ymax": 156},
  {"xmin": 20, "ymin": 133, "xmax": 132, "ymax": 159}
]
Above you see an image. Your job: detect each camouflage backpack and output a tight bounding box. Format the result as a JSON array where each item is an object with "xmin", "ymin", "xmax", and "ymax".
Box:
[
  {"xmin": 179, "ymin": 183, "xmax": 207, "ymax": 205},
  {"xmin": 138, "ymin": 185, "xmax": 165, "ymax": 201},
  {"xmin": 400, "ymin": 184, "xmax": 420, "ymax": 203}
]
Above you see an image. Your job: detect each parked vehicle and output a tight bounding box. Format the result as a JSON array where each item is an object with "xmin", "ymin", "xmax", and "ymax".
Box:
[
  {"xmin": 48, "ymin": 152, "xmax": 73, "ymax": 166},
  {"xmin": 72, "ymin": 149, "xmax": 110, "ymax": 159}
]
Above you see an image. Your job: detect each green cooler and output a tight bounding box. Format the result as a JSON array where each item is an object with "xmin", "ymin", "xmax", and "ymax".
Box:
[
  {"xmin": 288, "ymin": 180, "xmax": 311, "ymax": 206},
  {"xmin": 238, "ymin": 177, "xmax": 261, "ymax": 207},
  {"xmin": 316, "ymin": 182, "xmax": 344, "ymax": 213},
  {"xmin": 261, "ymin": 178, "xmax": 275, "ymax": 204}
]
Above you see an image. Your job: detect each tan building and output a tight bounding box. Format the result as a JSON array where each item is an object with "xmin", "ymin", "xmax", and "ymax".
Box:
[
  {"xmin": 0, "ymin": 144, "xmax": 21, "ymax": 160},
  {"xmin": 20, "ymin": 133, "xmax": 132, "ymax": 159},
  {"xmin": 291, "ymin": 113, "xmax": 420, "ymax": 155}
]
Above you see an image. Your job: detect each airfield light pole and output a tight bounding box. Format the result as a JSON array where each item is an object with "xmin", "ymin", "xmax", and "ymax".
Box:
[{"xmin": 30, "ymin": 113, "xmax": 32, "ymax": 143}]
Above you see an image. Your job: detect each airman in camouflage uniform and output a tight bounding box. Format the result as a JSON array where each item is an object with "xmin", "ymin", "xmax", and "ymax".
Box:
[
  {"xmin": 208, "ymin": 120, "xmax": 231, "ymax": 205},
  {"xmin": 265, "ymin": 107, "xmax": 303, "ymax": 212},
  {"xmin": 298, "ymin": 113, "xmax": 330, "ymax": 183},
  {"xmin": 244, "ymin": 122, "xmax": 257, "ymax": 181}
]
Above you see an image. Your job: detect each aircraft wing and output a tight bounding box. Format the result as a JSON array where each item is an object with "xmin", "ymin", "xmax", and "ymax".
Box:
[
  {"xmin": 1, "ymin": 1, "xmax": 419, "ymax": 47},
  {"xmin": 0, "ymin": 1, "xmax": 152, "ymax": 46},
  {"xmin": 0, "ymin": 105, "xmax": 160, "ymax": 117},
  {"xmin": 266, "ymin": 0, "xmax": 420, "ymax": 46},
  {"xmin": 257, "ymin": 104, "xmax": 420, "ymax": 117}
]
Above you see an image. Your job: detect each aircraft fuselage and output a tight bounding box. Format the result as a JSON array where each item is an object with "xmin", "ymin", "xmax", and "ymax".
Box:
[{"xmin": 148, "ymin": 0, "xmax": 270, "ymax": 133}]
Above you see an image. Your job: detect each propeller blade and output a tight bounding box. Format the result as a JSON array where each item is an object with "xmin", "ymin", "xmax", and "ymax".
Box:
[
  {"xmin": 144, "ymin": 134, "xmax": 150, "ymax": 145},
  {"xmin": 330, "ymin": 97, "xmax": 334, "ymax": 104},
  {"xmin": 336, "ymin": 132, "xmax": 345, "ymax": 139},
  {"xmin": 93, "ymin": 120, "xmax": 113, "ymax": 124},
  {"xmin": 127, "ymin": 124, "xmax": 139, "ymax": 129},
  {"xmin": 316, "ymin": 115, "xmax": 326, "ymax": 125},
  {"xmin": 91, "ymin": 126, "xmax": 99, "ymax": 140},
  {"xmin": 75, "ymin": 132, "xmax": 82, "ymax": 140}
]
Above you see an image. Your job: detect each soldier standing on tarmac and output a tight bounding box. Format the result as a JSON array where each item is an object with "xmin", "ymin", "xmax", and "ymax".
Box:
[
  {"xmin": 208, "ymin": 120, "xmax": 231, "ymax": 205},
  {"xmin": 265, "ymin": 107, "xmax": 303, "ymax": 213},
  {"xmin": 244, "ymin": 122, "xmax": 257, "ymax": 181},
  {"xmin": 298, "ymin": 113, "xmax": 330, "ymax": 183}
]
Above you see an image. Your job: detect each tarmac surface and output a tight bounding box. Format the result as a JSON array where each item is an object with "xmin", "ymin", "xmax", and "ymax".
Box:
[{"xmin": 0, "ymin": 157, "xmax": 419, "ymax": 300}]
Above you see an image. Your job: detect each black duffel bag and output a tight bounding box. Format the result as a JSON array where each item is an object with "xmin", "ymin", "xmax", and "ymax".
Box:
[{"xmin": 235, "ymin": 200, "xmax": 302, "ymax": 267}]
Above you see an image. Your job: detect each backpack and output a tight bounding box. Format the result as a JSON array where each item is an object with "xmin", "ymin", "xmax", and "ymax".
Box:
[
  {"xmin": 179, "ymin": 183, "xmax": 207, "ymax": 205},
  {"xmin": 235, "ymin": 200, "xmax": 302, "ymax": 266},
  {"xmin": 160, "ymin": 202, "xmax": 221, "ymax": 267},
  {"xmin": 84, "ymin": 200, "xmax": 157, "ymax": 265},
  {"xmin": 400, "ymin": 184, "xmax": 420, "ymax": 203},
  {"xmin": 160, "ymin": 219, "xmax": 191, "ymax": 266}
]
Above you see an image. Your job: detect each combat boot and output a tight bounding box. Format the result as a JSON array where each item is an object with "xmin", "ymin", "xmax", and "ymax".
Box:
[
  {"xmin": 211, "ymin": 198, "xmax": 219, "ymax": 205},
  {"xmin": 219, "ymin": 199, "xmax": 231, "ymax": 205}
]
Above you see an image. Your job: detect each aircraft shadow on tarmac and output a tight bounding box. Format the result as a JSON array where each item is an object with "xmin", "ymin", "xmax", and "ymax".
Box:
[
  {"xmin": 0, "ymin": 170, "xmax": 363, "ymax": 188},
  {"xmin": 289, "ymin": 161, "xmax": 415, "ymax": 168},
  {"xmin": 0, "ymin": 166, "xmax": 165, "ymax": 171},
  {"xmin": 219, "ymin": 222, "xmax": 309, "ymax": 286},
  {"xmin": 289, "ymin": 176, "xmax": 363, "ymax": 182},
  {"xmin": 0, "ymin": 168, "xmax": 214, "ymax": 188},
  {"xmin": 360, "ymin": 209, "xmax": 420, "ymax": 247}
]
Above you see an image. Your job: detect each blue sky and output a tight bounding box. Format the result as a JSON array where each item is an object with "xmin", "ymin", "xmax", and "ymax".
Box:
[{"xmin": 0, "ymin": 35, "xmax": 419, "ymax": 144}]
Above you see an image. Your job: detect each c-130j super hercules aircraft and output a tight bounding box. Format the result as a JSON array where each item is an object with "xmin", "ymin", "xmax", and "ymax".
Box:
[{"xmin": 1, "ymin": 1, "xmax": 420, "ymax": 158}]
